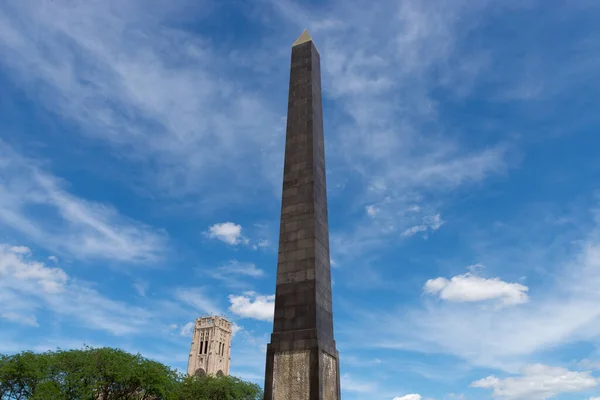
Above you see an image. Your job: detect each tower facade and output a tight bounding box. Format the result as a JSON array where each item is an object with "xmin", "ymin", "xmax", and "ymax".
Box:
[
  {"xmin": 187, "ymin": 316, "xmax": 232, "ymax": 377},
  {"xmin": 263, "ymin": 30, "xmax": 341, "ymax": 400}
]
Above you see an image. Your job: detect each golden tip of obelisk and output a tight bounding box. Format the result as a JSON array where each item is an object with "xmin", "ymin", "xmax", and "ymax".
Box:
[{"xmin": 293, "ymin": 29, "xmax": 313, "ymax": 47}]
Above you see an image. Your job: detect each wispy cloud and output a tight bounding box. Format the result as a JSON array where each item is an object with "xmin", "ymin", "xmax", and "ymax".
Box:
[
  {"xmin": 0, "ymin": 244, "xmax": 152, "ymax": 335},
  {"xmin": 340, "ymin": 374, "xmax": 378, "ymax": 394},
  {"xmin": 402, "ymin": 213, "xmax": 445, "ymax": 238},
  {"xmin": 133, "ymin": 280, "xmax": 149, "ymax": 297},
  {"xmin": 0, "ymin": 312, "xmax": 39, "ymax": 327},
  {"xmin": 471, "ymin": 364, "xmax": 599, "ymax": 400},
  {"xmin": 0, "ymin": 0, "xmax": 283, "ymax": 198},
  {"xmin": 0, "ymin": 141, "xmax": 168, "ymax": 263},
  {"xmin": 216, "ymin": 260, "xmax": 265, "ymax": 278},
  {"xmin": 174, "ymin": 288, "xmax": 222, "ymax": 316},
  {"xmin": 579, "ymin": 359, "xmax": 600, "ymax": 371},
  {"xmin": 179, "ymin": 321, "xmax": 194, "ymax": 338},
  {"xmin": 200, "ymin": 260, "xmax": 266, "ymax": 290}
]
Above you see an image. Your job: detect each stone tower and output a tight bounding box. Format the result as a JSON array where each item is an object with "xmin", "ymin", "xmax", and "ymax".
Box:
[
  {"xmin": 187, "ymin": 316, "xmax": 232, "ymax": 377},
  {"xmin": 263, "ymin": 30, "xmax": 341, "ymax": 400}
]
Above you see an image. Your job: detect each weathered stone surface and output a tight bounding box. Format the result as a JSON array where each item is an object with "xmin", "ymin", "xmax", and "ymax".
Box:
[
  {"xmin": 321, "ymin": 352, "xmax": 338, "ymax": 400},
  {"xmin": 272, "ymin": 350, "xmax": 311, "ymax": 400},
  {"xmin": 264, "ymin": 29, "xmax": 341, "ymax": 400}
]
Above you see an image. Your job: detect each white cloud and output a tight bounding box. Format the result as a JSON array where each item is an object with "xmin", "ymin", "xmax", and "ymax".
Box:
[
  {"xmin": 231, "ymin": 322, "xmax": 243, "ymax": 337},
  {"xmin": 0, "ymin": 244, "xmax": 68, "ymax": 294},
  {"xmin": 471, "ymin": 364, "xmax": 599, "ymax": 400},
  {"xmin": 133, "ymin": 280, "xmax": 149, "ymax": 297},
  {"xmin": 393, "ymin": 395, "xmax": 422, "ymax": 400},
  {"xmin": 402, "ymin": 213, "xmax": 445, "ymax": 237},
  {"xmin": 0, "ymin": 244, "xmax": 152, "ymax": 335},
  {"xmin": 217, "ymin": 260, "xmax": 265, "ymax": 278},
  {"xmin": 423, "ymin": 213, "xmax": 444, "ymax": 230},
  {"xmin": 401, "ymin": 224, "xmax": 429, "ymax": 237},
  {"xmin": 180, "ymin": 321, "xmax": 194, "ymax": 337},
  {"xmin": 206, "ymin": 222, "xmax": 248, "ymax": 245},
  {"xmin": 466, "ymin": 263, "xmax": 484, "ymax": 273},
  {"xmin": 424, "ymin": 272, "xmax": 529, "ymax": 306},
  {"xmin": 1, "ymin": 312, "xmax": 39, "ymax": 327},
  {"xmin": 579, "ymin": 359, "xmax": 600, "ymax": 370},
  {"xmin": 0, "ymin": 141, "xmax": 168, "ymax": 263},
  {"xmin": 228, "ymin": 292, "xmax": 274, "ymax": 321},
  {"xmin": 9, "ymin": 246, "xmax": 31, "ymax": 255},
  {"xmin": 366, "ymin": 205, "xmax": 379, "ymax": 217},
  {"xmin": 443, "ymin": 395, "xmax": 465, "ymax": 400},
  {"xmin": 252, "ymin": 239, "xmax": 270, "ymax": 250}
]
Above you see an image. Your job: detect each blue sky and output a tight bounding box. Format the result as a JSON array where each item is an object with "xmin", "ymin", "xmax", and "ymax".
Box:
[{"xmin": 1, "ymin": 0, "xmax": 600, "ymax": 399}]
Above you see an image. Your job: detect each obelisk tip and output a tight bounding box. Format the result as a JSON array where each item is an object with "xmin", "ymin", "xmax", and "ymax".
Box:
[{"xmin": 292, "ymin": 29, "xmax": 313, "ymax": 47}]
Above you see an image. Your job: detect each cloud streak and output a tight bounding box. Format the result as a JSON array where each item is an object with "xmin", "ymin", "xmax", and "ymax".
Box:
[
  {"xmin": 0, "ymin": 244, "xmax": 152, "ymax": 335},
  {"xmin": 0, "ymin": 141, "xmax": 168, "ymax": 263},
  {"xmin": 0, "ymin": 0, "xmax": 283, "ymax": 198}
]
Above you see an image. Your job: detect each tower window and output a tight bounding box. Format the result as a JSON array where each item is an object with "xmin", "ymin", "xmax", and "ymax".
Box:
[{"xmin": 199, "ymin": 341, "xmax": 203, "ymax": 354}]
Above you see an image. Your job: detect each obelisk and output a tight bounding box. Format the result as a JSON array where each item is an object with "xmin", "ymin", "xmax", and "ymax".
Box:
[{"xmin": 263, "ymin": 30, "xmax": 341, "ymax": 400}]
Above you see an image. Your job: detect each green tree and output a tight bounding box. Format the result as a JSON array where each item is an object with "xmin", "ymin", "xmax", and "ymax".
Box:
[
  {"xmin": 177, "ymin": 375, "xmax": 262, "ymax": 400},
  {"xmin": 0, "ymin": 351, "xmax": 58, "ymax": 400},
  {"xmin": 0, "ymin": 347, "xmax": 262, "ymax": 400}
]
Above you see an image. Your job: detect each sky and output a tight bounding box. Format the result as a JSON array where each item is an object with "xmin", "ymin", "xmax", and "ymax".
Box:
[{"xmin": 0, "ymin": 0, "xmax": 599, "ymax": 399}]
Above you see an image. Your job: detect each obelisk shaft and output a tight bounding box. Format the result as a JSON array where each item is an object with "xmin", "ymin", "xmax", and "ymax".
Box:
[{"xmin": 264, "ymin": 30, "xmax": 341, "ymax": 400}]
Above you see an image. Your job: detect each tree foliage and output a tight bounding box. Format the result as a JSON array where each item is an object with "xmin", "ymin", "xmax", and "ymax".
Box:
[{"xmin": 0, "ymin": 347, "xmax": 262, "ymax": 400}]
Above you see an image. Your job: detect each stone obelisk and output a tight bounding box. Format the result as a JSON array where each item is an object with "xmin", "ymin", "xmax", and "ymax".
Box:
[{"xmin": 263, "ymin": 30, "xmax": 341, "ymax": 400}]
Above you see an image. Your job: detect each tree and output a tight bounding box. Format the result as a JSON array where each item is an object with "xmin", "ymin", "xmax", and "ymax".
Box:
[
  {"xmin": 177, "ymin": 375, "xmax": 262, "ymax": 400},
  {"xmin": 0, "ymin": 347, "xmax": 262, "ymax": 400}
]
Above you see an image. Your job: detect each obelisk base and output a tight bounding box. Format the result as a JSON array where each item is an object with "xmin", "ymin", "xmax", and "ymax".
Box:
[{"xmin": 264, "ymin": 341, "xmax": 341, "ymax": 400}]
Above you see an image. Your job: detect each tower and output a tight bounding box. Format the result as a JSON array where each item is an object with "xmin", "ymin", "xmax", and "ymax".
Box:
[
  {"xmin": 263, "ymin": 30, "xmax": 341, "ymax": 400},
  {"xmin": 187, "ymin": 316, "xmax": 232, "ymax": 377}
]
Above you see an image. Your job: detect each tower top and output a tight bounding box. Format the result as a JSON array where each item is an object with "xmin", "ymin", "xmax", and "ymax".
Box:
[{"xmin": 292, "ymin": 29, "xmax": 313, "ymax": 47}]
